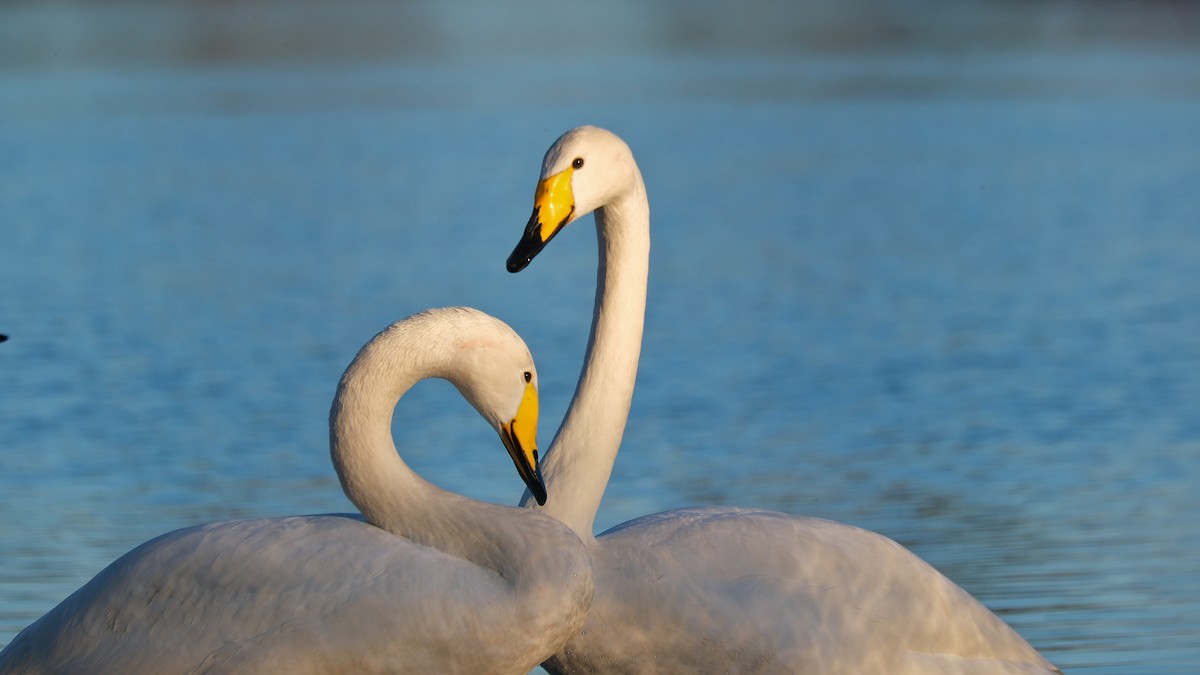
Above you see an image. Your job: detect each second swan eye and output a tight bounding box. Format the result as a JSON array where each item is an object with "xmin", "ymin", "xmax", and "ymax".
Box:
[
  {"xmin": 523, "ymin": 371, "xmax": 532, "ymax": 383},
  {"xmin": 572, "ymin": 157, "xmax": 584, "ymax": 170}
]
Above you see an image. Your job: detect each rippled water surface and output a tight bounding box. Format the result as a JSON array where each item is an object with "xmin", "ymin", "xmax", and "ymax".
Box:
[{"xmin": 2, "ymin": 2, "xmax": 1199, "ymax": 672}]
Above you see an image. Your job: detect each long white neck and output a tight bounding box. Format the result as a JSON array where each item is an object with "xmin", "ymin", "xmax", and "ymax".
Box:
[
  {"xmin": 329, "ymin": 332, "xmax": 527, "ymax": 578},
  {"xmin": 328, "ymin": 319, "xmax": 594, "ymax": 661},
  {"xmin": 523, "ymin": 168, "xmax": 649, "ymax": 540}
]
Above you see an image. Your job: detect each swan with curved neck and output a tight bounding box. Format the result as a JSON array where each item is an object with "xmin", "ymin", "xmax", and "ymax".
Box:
[
  {"xmin": 0, "ymin": 307, "xmax": 592, "ymax": 675},
  {"xmin": 508, "ymin": 127, "xmax": 1058, "ymax": 674}
]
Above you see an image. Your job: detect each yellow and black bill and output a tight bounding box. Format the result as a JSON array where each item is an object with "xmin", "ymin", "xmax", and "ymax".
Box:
[
  {"xmin": 498, "ymin": 380, "xmax": 547, "ymax": 505},
  {"xmin": 507, "ymin": 167, "xmax": 575, "ymax": 273}
]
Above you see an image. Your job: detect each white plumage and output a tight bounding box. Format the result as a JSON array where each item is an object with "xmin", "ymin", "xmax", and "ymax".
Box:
[
  {"xmin": 507, "ymin": 126, "xmax": 1059, "ymax": 674},
  {"xmin": 0, "ymin": 307, "xmax": 592, "ymax": 675}
]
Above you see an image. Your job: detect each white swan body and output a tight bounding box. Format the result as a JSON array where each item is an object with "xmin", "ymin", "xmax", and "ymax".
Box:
[
  {"xmin": 507, "ymin": 127, "xmax": 1058, "ymax": 674},
  {"xmin": 0, "ymin": 307, "xmax": 592, "ymax": 675}
]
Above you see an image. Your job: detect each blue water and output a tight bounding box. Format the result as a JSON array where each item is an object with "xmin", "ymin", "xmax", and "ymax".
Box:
[{"xmin": 2, "ymin": 2, "xmax": 1199, "ymax": 672}]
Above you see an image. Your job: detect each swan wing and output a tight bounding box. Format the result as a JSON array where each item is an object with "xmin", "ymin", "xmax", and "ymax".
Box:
[
  {"xmin": 546, "ymin": 507, "xmax": 1056, "ymax": 675},
  {"xmin": 1, "ymin": 515, "xmax": 537, "ymax": 675}
]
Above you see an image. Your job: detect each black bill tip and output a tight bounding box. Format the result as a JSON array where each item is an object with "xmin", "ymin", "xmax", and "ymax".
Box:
[
  {"xmin": 524, "ymin": 447, "xmax": 548, "ymax": 506},
  {"xmin": 530, "ymin": 469, "xmax": 548, "ymax": 506},
  {"xmin": 507, "ymin": 208, "xmax": 547, "ymax": 273},
  {"xmin": 501, "ymin": 424, "xmax": 548, "ymax": 506},
  {"xmin": 506, "ymin": 250, "xmax": 537, "ymax": 274}
]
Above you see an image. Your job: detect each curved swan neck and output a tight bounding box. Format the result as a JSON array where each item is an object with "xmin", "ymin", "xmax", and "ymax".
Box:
[
  {"xmin": 329, "ymin": 344, "xmax": 422, "ymax": 534},
  {"xmin": 328, "ymin": 325, "xmax": 534, "ymax": 578},
  {"xmin": 528, "ymin": 166, "xmax": 649, "ymax": 540}
]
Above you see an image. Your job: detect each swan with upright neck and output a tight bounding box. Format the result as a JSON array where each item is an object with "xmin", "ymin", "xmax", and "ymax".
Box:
[
  {"xmin": 0, "ymin": 307, "xmax": 592, "ymax": 674},
  {"xmin": 507, "ymin": 126, "xmax": 1058, "ymax": 674}
]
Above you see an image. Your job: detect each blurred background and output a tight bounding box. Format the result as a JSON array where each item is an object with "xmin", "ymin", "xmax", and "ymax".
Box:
[{"xmin": 2, "ymin": 1, "xmax": 1199, "ymax": 672}]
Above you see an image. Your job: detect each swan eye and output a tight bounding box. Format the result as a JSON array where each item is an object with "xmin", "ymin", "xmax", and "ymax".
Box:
[
  {"xmin": 523, "ymin": 371, "xmax": 532, "ymax": 383},
  {"xmin": 572, "ymin": 157, "xmax": 584, "ymax": 170}
]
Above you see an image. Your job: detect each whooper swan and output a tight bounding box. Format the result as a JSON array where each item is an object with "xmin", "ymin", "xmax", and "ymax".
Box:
[
  {"xmin": 0, "ymin": 307, "xmax": 593, "ymax": 675},
  {"xmin": 506, "ymin": 127, "xmax": 1058, "ymax": 675}
]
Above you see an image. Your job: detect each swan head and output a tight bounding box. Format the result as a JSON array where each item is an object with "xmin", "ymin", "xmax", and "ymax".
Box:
[
  {"xmin": 507, "ymin": 126, "xmax": 637, "ymax": 272},
  {"xmin": 436, "ymin": 309, "xmax": 548, "ymax": 506},
  {"xmin": 342, "ymin": 308, "xmax": 548, "ymax": 505}
]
